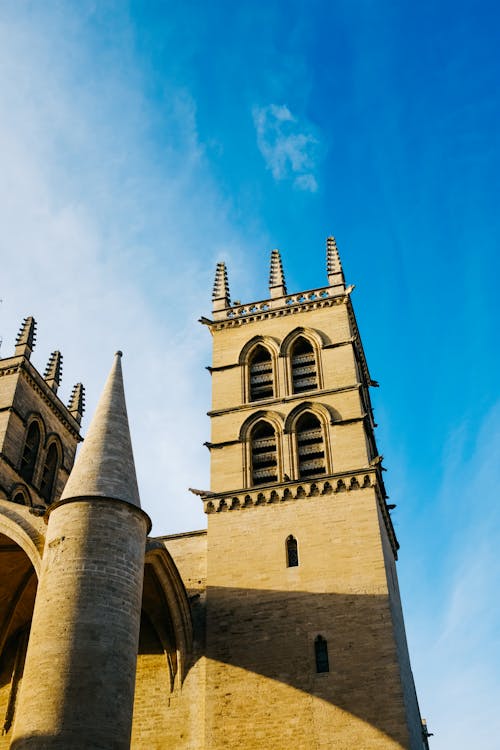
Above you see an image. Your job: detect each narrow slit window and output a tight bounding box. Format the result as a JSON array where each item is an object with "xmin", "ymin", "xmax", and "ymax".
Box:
[
  {"xmin": 20, "ymin": 422, "xmax": 41, "ymax": 483},
  {"xmin": 40, "ymin": 443, "xmax": 58, "ymax": 503},
  {"xmin": 251, "ymin": 421, "xmax": 278, "ymax": 485},
  {"xmin": 249, "ymin": 346, "xmax": 274, "ymax": 401},
  {"xmin": 296, "ymin": 413, "xmax": 326, "ymax": 479},
  {"xmin": 315, "ymin": 635, "xmax": 329, "ymax": 673},
  {"xmin": 286, "ymin": 535, "xmax": 299, "ymax": 567},
  {"xmin": 291, "ymin": 337, "xmax": 318, "ymax": 393}
]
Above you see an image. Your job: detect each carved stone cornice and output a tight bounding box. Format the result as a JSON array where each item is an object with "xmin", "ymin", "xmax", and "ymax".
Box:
[{"xmin": 198, "ymin": 469, "xmax": 399, "ymax": 557}]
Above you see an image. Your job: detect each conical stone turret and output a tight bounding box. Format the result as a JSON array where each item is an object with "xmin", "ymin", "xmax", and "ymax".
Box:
[{"xmin": 12, "ymin": 352, "xmax": 150, "ymax": 750}]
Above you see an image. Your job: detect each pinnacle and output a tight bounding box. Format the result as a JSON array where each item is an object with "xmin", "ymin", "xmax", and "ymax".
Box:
[
  {"xmin": 269, "ymin": 249, "xmax": 287, "ymax": 297},
  {"xmin": 15, "ymin": 316, "xmax": 37, "ymax": 359},
  {"xmin": 212, "ymin": 261, "xmax": 231, "ymax": 311},
  {"xmin": 68, "ymin": 382, "xmax": 85, "ymax": 425},
  {"xmin": 326, "ymin": 236, "xmax": 345, "ymax": 290},
  {"xmin": 60, "ymin": 352, "xmax": 141, "ymax": 508},
  {"xmin": 44, "ymin": 350, "xmax": 63, "ymax": 393}
]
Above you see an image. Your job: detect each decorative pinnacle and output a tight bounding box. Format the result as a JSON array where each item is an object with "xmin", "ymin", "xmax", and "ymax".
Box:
[
  {"xmin": 15, "ymin": 316, "xmax": 37, "ymax": 359},
  {"xmin": 44, "ymin": 351, "xmax": 63, "ymax": 394},
  {"xmin": 326, "ymin": 236, "xmax": 345, "ymax": 290},
  {"xmin": 68, "ymin": 382, "xmax": 85, "ymax": 425},
  {"xmin": 269, "ymin": 249, "xmax": 287, "ymax": 298},
  {"xmin": 212, "ymin": 261, "xmax": 231, "ymax": 311}
]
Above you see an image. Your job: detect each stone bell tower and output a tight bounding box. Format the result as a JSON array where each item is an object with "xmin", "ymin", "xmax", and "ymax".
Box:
[{"xmin": 199, "ymin": 238, "xmax": 427, "ymax": 749}]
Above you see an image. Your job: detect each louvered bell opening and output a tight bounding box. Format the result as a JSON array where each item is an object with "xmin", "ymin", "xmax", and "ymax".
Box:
[
  {"xmin": 291, "ymin": 338, "xmax": 317, "ymax": 393},
  {"xmin": 250, "ymin": 346, "xmax": 274, "ymax": 401},
  {"xmin": 251, "ymin": 422, "xmax": 278, "ymax": 485},
  {"xmin": 297, "ymin": 414, "xmax": 326, "ymax": 479}
]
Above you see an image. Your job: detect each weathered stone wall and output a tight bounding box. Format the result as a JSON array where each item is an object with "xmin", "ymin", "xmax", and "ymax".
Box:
[
  {"xmin": 204, "ymin": 488, "xmax": 412, "ymax": 750},
  {"xmin": 11, "ymin": 499, "xmax": 148, "ymax": 750}
]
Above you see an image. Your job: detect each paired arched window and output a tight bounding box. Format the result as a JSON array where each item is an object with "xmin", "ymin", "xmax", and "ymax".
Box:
[
  {"xmin": 290, "ymin": 337, "xmax": 318, "ymax": 393},
  {"xmin": 286, "ymin": 535, "xmax": 299, "ymax": 567},
  {"xmin": 249, "ymin": 345, "xmax": 274, "ymax": 401},
  {"xmin": 251, "ymin": 420, "xmax": 278, "ymax": 485},
  {"xmin": 40, "ymin": 443, "xmax": 59, "ymax": 503},
  {"xmin": 296, "ymin": 412, "xmax": 326, "ymax": 478},
  {"xmin": 315, "ymin": 635, "xmax": 329, "ymax": 673},
  {"xmin": 20, "ymin": 421, "xmax": 41, "ymax": 483}
]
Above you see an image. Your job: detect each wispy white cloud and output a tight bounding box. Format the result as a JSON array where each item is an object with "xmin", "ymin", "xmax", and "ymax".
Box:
[
  {"xmin": 0, "ymin": 5, "xmax": 262, "ymax": 534},
  {"xmin": 405, "ymin": 402, "xmax": 500, "ymax": 749},
  {"xmin": 252, "ymin": 104, "xmax": 319, "ymax": 192}
]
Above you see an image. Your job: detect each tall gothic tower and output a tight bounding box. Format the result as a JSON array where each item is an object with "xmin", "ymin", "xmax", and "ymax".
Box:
[{"xmin": 200, "ymin": 239, "xmax": 427, "ymax": 749}]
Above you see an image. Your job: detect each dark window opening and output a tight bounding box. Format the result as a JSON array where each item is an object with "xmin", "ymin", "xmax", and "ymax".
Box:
[
  {"xmin": 291, "ymin": 337, "xmax": 318, "ymax": 393},
  {"xmin": 20, "ymin": 422, "xmax": 41, "ymax": 483},
  {"xmin": 315, "ymin": 635, "xmax": 329, "ymax": 673},
  {"xmin": 11, "ymin": 492, "xmax": 27, "ymax": 506},
  {"xmin": 251, "ymin": 421, "xmax": 278, "ymax": 485},
  {"xmin": 249, "ymin": 346, "xmax": 274, "ymax": 401},
  {"xmin": 40, "ymin": 443, "xmax": 58, "ymax": 503},
  {"xmin": 296, "ymin": 413, "xmax": 326, "ymax": 479},
  {"xmin": 286, "ymin": 535, "xmax": 299, "ymax": 567}
]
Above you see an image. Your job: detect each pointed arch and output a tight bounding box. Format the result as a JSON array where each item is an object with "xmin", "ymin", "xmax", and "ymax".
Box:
[
  {"xmin": 239, "ymin": 336, "xmax": 280, "ymax": 402},
  {"xmin": 286, "ymin": 535, "xmax": 299, "ymax": 567},
  {"xmin": 39, "ymin": 437, "xmax": 62, "ymax": 504},
  {"xmin": 285, "ymin": 404, "xmax": 332, "ymax": 479},
  {"xmin": 239, "ymin": 411, "xmax": 284, "ymax": 488},
  {"xmin": 19, "ymin": 416, "xmax": 44, "ymax": 483},
  {"xmin": 279, "ymin": 327, "xmax": 325, "ymax": 394},
  {"xmin": 10, "ymin": 484, "xmax": 33, "ymax": 508}
]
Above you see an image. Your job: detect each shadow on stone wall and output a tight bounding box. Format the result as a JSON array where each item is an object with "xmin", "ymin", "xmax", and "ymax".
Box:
[{"xmin": 202, "ymin": 585, "xmax": 411, "ymax": 747}]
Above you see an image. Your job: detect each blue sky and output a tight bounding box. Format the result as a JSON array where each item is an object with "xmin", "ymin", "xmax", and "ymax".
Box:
[{"xmin": 0, "ymin": 2, "xmax": 499, "ymax": 747}]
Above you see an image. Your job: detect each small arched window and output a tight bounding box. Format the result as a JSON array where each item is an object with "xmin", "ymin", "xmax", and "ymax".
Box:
[
  {"xmin": 296, "ymin": 413, "xmax": 326, "ymax": 478},
  {"xmin": 40, "ymin": 443, "xmax": 59, "ymax": 503},
  {"xmin": 249, "ymin": 346, "xmax": 274, "ymax": 401},
  {"xmin": 315, "ymin": 635, "xmax": 329, "ymax": 673},
  {"xmin": 291, "ymin": 337, "xmax": 318, "ymax": 393},
  {"xmin": 251, "ymin": 421, "xmax": 278, "ymax": 485},
  {"xmin": 20, "ymin": 421, "xmax": 41, "ymax": 483},
  {"xmin": 286, "ymin": 535, "xmax": 299, "ymax": 567},
  {"xmin": 11, "ymin": 492, "xmax": 27, "ymax": 506}
]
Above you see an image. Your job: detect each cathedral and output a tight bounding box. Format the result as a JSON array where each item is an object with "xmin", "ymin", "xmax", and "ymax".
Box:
[{"xmin": 0, "ymin": 238, "xmax": 430, "ymax": 749}]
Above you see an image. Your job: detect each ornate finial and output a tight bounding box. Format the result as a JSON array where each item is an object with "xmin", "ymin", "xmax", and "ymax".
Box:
[
  {"xmin": 15, "ymin": 316, "xmax": 37, "ymax": 359},
  {"xmin": 269, "ymin": 249, "xmax": 287, "ymax": 298},
  {"xmin": 327, "ymin": 236, "xmax": 345, "ymax": 291},
  {"xmin": 212, "ymin": 261, "xmax": 231, "ymax": 311},
  {"xmin": 68, "ymin": 382, "xmax": 85, "ymax": 425},
  {"xmin": 44, "ymin": 351, "xmax": 63, "ymax": 394}
]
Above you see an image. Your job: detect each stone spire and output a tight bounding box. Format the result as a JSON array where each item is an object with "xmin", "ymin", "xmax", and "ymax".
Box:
[
  {"xmin": 44, "ymin": 350, "xmax": 63, "ymax": 394},
  {"xmin": 269, "ymin": 249, "xmax": 287, "ymax": 298},
  {"xmin": 60, "ymin": 351, "xmax": 141, "ymax": 508},
  {"xmin": 212, "ymin": 261, "xmax": 231, "ymax": 312},
  {"xmin": 15, "ymin": 316, "xmax": 37, "ymax": 359},
  {"xmin": 68, "ymin": 382, "xmax": 85, "ymax": 425},
  {"xmin": 326, "ymin": 236, "xmax": 345, "ymax": 291}
]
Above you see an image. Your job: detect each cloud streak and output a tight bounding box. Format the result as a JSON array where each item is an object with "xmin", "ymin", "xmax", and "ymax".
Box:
[{"xmin": 253, "ymin": 104, "xmax": 319, "ymax": 191}]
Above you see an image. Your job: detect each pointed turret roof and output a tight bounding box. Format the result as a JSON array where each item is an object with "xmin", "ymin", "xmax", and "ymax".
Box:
[
  {"xmin": 269, "ymin": 249, "xmax": 287, "ymax": 298},
  {"xmin": 60, "ymin": 352, "xmax": 141, "ymax": 508},
  {"xmin": 68, "ymin": 382, "xmax": 85, "ymax": 425},
  {"xmin": 326, "ymin": 236, "xmax": 345, "ymax": 290}
]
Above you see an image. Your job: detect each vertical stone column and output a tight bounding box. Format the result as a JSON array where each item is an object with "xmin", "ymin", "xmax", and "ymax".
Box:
[{"xmin": 11, "ymin": 499, "xmax": 148, "ymax": 750}]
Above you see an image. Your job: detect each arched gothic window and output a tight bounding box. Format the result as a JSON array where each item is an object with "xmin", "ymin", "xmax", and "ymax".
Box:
[
  {"xmin": 11, "ymin": 492, "xmax": 27, "ymax": 506},
  {"xmin": 286, "ymin": 535, "xmax": 299, "ymax": 567},
  {"xmin": 296, "ymin": 412, "xmax": 326, "ymax": 479},
  {"xmin": 20, "ymin": 421, "xmax": 41, "ymax": 483},
  {"xmin": 315, "ymin": 635, "xmax": 329, "ymax": 673},
  {"xmin": 251, "ymin": 421, "xmax": 278, "ymax": 485},
  {"xmin": 291, "ymin": 337, "xmax": 318, "ymax": 393},
  {"xmin": 40, "ymin": 443, "xmax": 59, "ymax": 503},
  {"xmin": 249, "ymin": 346, "xmax": 274, "ymax": 401}
]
